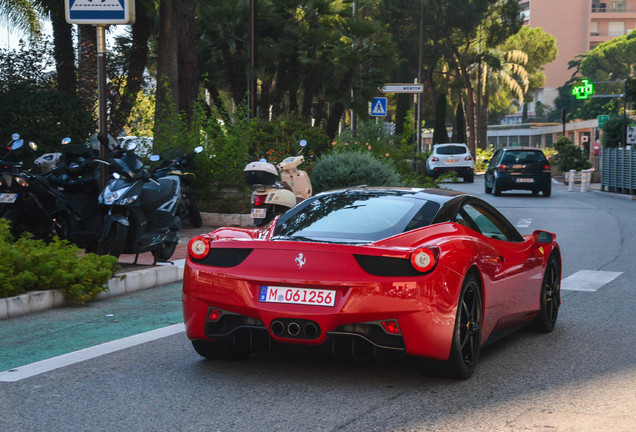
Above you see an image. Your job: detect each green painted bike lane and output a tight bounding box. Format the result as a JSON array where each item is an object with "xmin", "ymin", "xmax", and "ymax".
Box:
[{"xmin": 0, "ymin": 282, "xmax": 184, "ymax": 372}]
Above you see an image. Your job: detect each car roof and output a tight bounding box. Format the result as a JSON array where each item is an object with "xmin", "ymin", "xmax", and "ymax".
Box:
[
  {"xmin": 500, "ymin": 147, "xmax": 544, "ymax": 152},
  {"xmin": 433, "ymin": 143, "xmax": 467, "ymax": 147}
]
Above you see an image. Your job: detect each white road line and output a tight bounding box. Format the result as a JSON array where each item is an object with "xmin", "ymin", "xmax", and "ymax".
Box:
[
  {"xmin": 561, "ymin": 270, "xmax": 623, "ymax": 292},
  {"xmin": 0, "ymin": 323, "xmax": 185, "ymax": 383}
]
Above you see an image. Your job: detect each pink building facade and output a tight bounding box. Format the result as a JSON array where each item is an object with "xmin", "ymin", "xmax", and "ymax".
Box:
[{"xmin": 506, "ymin": 0, "xmax": 636, "ymax": 124}]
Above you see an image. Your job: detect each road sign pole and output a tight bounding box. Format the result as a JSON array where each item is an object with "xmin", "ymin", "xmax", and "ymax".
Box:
[{"xmin": 97, "ymin": 25, "xmax": 109, "ymax": 189}]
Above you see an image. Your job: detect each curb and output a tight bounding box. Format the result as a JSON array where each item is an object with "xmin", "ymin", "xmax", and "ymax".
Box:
[{"xmin": 0, "ymin": 260, "xmax": 185, "ymax": 321}]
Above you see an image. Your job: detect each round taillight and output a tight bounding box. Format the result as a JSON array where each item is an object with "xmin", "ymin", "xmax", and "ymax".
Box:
[
  {"xmin": 410, "ymin": 247, "xmax": 437, "ymax": 273},
  {"xmin": 188, "ymin": 236, "xmax": 210, "ymax": 259}
]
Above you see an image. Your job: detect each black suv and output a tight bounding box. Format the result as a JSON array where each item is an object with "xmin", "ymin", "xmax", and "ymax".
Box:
[{"xmin": 484, "ymin": 147, "xmax": 551, "ymax": 197}]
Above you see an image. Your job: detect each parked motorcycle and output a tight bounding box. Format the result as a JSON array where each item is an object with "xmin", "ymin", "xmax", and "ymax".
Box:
[
  {"xmin": 45, "ymin": 137, "xmax": 105, "ymax": 251},
  {"xmin": 243, "ymin": 140, "xmax": 312, "ymax": 227},
  {"xmin": 97, "ymin": 141, "xmax": 182, "ymax": 262},
  {"xmin": 151, "ymin": 146, "xmax": 203, "ymax": 228},
  {"xmin": 0, "ymin": 134, "xmax": 67, "ymax": 240}
]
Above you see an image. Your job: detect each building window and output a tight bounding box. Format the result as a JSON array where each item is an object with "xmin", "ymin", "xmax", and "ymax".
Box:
[
  {"xmin": 610, "ymin": 1, "xmax": 626, "ymax": 12},
  {"xmin": 608, "ymin": 21, "xmax": 625, "ymax": 36},
  {"xmin": 590, "ymin": 21, "xmax": 599, "ymax": 36},
  {"xmin": 592, "ymin": 1, "xmax": 607, "ymax": 13}
]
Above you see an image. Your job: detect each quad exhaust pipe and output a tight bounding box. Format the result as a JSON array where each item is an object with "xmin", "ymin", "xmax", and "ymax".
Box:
[{"xmin": 270, "ymin": 319, "xmax": 320, "ymax": 339}]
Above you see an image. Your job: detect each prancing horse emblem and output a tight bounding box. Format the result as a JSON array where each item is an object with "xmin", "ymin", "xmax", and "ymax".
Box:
[{"xmin": 295, "ymin": 253, "xmax": 306, "ymax": 269}]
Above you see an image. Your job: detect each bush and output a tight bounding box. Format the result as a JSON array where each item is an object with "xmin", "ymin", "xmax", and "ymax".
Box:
[
  {"xmin": 476, "ymin": 145, "xmax": 495, "ymax": 172},
  {"xmin": 552, "ymin": 136, "xmax": 592, "ymax": 172},
  {"xmin": 0, "ymin": 220, "xmax": 120, "ymax": 303},
  {"xmin": 311, "ymin": 151, "xmax": 402, "ymax": 193}
]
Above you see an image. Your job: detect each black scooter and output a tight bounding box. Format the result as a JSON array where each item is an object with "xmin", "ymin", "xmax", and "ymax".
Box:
[
  {"xmin": 0, "ymin": 134, "xmax": 67, "ymax": 241},
  {"xmin": 151, "ymin": 146, "xmax": 203, "ymax": 228},
  {"xmin": 46, "ymin": 138, "xmax": 105, "ymax": 251},
  {"xmin": 97, "ymin": 141, "xmax": 182, "ymax": 262}
]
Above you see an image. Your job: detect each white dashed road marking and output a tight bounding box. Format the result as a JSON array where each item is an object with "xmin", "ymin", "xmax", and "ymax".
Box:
[
  {"xmin": 561, "ymin": 270, "xmax": 623, "ymax": 292},
  {"xmin": 516, "ymin": 218, "xmax": 532, "ymax": 228}
]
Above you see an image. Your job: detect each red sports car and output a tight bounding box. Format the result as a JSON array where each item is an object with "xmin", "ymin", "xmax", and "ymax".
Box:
[{"xmin": 182, "ymin": 188, "xmax": 561, "ymax": 379}]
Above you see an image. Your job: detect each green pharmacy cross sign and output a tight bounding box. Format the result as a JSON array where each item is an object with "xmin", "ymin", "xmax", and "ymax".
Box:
[{"xmin": 572, "ymin": 79, "xmax": 594, "ymax": 100}]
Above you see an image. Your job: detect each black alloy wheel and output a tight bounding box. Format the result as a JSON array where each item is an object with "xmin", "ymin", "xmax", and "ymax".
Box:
[
  {"xmin": 529, "ymin": 254, "xmax": 560, "ymax": 332},
  {"xmin": 444, "ymin": 272, "xmax": 483, "ymax": 379}
]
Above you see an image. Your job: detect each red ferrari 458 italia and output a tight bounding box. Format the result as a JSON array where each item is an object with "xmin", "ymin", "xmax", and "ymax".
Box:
[{"xmin": 183, "ymin": 187, "xmax": 561, "ymax": 379}]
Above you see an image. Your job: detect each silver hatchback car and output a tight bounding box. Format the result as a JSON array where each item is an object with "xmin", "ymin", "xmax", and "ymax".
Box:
[{"xmin": 426, "ymin": 143, "xmax": 475, "ymax": 183}]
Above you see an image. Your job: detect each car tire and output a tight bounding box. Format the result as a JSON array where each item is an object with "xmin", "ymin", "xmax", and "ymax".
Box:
[
  {"xmin": 192, "ymin": 339, "xmax": 250, "ymax": 360},
  {"xmin": 529, "ymin": 253, "xmax": 560, "ymax": 333},
  {"xmin": 442, "ymin": 272, "xmax": 482, "ymax": 379},
  {"xmin": 484, "ymin": 178, "xmax": 492, "ymax": 194},
  {"xmin": 543, "ymin": 183, "xmax": 552, "ymax": 197},
  {"xmin": 464, "ymin": 173, "xmax": 474, "ymax": 183},
  {"xmin": 493, "ymin": 181, "xmax": 502, "ymax": 196}
]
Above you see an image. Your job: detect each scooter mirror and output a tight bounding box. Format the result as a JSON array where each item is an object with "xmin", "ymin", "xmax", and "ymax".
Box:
[
  {"xmin": 11, "ymin": 139, "xmax": 24, "ymax": 150},
  {"xmin": 149, "ymin": 154, "xmax": 160, "ymax": 162},
  {"xmin": 61, "ymin": 137, "xmax": 71, "ymax": 145},
  {"xmin": 11, "ymin": 133, "xmax": 20, "ymax": 141},
  {"xmin": 126, "ymin": 141, "xmax": 138, "ymax": 151},
  {"xmin": 194, "ymin": 146, "xmax": 204, "ymax": 154},
  {"xmin": 29, "ymin": 141, "xmax": 37, "ymax": 151},
  {"xmin": 259, "ymin": 158, "xmax": 267, "ymax": 162},
  {"xmin": 299, "ymin": 139, "xmax": 307, "ymax": 147}
]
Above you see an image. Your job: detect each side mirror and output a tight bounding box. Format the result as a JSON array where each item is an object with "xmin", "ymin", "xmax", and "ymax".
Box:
[
  {"xmin": 11, "ymin": 139, "xmax": 24, "ymax": 150},
  {"xmin": 149, "ymin": 154, "xmax": 160, "ymax": 162},
  {"xmin": 299, "ymin": 139, "xmax": 307, "ymax": 148},
  {"xmin": 532, "ymin": 230, "xmax": 555, "ymax": 245},
  {"xmin": 194, "ymin": 146, "xmax": 203, "ymax": 154},
  {"xmin": 61, "ymin": 137, "xmax": 71, "ymax": 145},
  {"xmin": 11, "ymin": 133, "xmax": 20, "ymax": 141},
  {"xmin": 483, "ymin": 159, "xmax": 490, "ymax": 165},
  {"xmin": 126, "ymin": 141, "xmax": 138, "ymax": 151}
]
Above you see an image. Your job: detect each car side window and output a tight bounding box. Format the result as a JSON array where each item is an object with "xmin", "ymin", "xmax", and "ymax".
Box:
[
  {"xmin": 490, "ymin": 150, "xmax": 503, "ymax": 167},
  {"xmin": 460, "ymin": 203, "xmax": 515, "ymax": 242}
]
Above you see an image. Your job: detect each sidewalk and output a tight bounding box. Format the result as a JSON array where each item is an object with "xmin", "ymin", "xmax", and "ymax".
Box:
[{"xmin": 0, "ymin": 213, "xmax": 250, "ymax": 320}]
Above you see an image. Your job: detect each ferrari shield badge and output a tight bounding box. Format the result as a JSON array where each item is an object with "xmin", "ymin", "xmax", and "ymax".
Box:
[{"xmin": 295, "ymin": 253, "xmax": 306, "ymax": 269}]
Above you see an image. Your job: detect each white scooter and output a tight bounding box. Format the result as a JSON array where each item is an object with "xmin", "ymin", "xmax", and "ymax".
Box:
[{"xmin": 244, "ymin": 140, "xmax": 312, "ymax": 227}]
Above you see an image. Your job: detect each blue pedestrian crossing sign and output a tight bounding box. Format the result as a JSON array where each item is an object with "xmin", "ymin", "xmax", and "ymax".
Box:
[
  {"xmin": 65, "ymin": 0, "xmax": 135, "ymax": 25},
  {"xmin": 370, "ymin": 97, "xmax": 387, "ymax": 117}
]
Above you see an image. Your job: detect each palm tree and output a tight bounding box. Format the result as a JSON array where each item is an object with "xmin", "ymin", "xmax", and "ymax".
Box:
[
  {"xmin": 474, "ymin": 49, "xmax": 529, "ymax": 148},
  {"xmin": 0, "ymin": 0, "xmax": 43, "ymax": 36}
]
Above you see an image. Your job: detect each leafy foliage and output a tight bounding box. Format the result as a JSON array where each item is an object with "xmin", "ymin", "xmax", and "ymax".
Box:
[
  {"xmin": 601, "ymin": 116, "xmax": 625, "ymax": 148},
  {"xmin": 311, "ymin": 151, "xmax": 402, "ymax": 193},
  {"xmin": 551, "ymin": 136, "xmax": 592, "ymax": 172},
  {"xmin": 0, "ymin": 220, "xmax": 120, "ymax": 303},
  {"xmin": 475, "ymin": 145, "xmax": 495, "ymax": 171}
]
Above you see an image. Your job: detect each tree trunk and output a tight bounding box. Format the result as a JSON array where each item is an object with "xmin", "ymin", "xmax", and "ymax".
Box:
[
  {"xmin": 77, "ymin": 25, "xmax": 97, "ymax": 118},
  {"xmin": 51, "ymin": 15, "xmax": 76, "ymax": 97},
  {"xmin": 109, "ymin": 11, "xmax": 153, "ymax": 137},
  {"xmin": 219, "ymin": 39, "xmax": 247, "ymax": 108},
  {"xmin": 176, "ymin": 0, "xmax": 197, "ymax": 123},
  {"xmin": 155, "ymin": 0, "xmax": 179, "ymax": 147},
  {"xmin": 325, "ymin": 101, "xmax": 345, "ymax": 140}
]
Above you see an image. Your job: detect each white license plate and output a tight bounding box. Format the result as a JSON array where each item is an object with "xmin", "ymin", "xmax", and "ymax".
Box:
[
  {"xmin": 259, "ymin": 286, "xmax": 336, "ymax": 307},
  {"xmin": 0, "ymin": 193, "xmax": 18, "ymax": 203},
  {"xmin": 515, "ymin": 178, "xmax": 534, "ymax": 183},
  {"xmin": 251, "ymin": 208, "xmax": 267, "ymax": 218},
  {"xmin": 444, "ymin": 159, "xmax": 459, "ymax": 164}
]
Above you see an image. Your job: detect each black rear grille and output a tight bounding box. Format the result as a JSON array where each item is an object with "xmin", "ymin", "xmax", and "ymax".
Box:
[
  {"xmin": 354, "ymin": 254, "xmax": 420, "ymax": 276},
  {"xmin": 193, "ymin": 248, "xmax": 253, "ymax": 267}
]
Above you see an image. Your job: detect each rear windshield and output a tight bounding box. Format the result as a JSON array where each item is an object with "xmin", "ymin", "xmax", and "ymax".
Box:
[
  {"xmin": 501, "ymin": 150, "xmax": 547, "ymax": 164},
  {"xmin": 436, "ymin": 145, "xmax": 468, "ymax": 155},
  {"xmin": 273, "ymin": 191, "xmax": 441, "ymax": 244}
]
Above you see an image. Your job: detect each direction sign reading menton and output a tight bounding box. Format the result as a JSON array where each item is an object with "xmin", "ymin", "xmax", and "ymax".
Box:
[
  {"xmin": 381, "ymin": 83, "xmax": 424, "ymax": 93},
  {"xmin": 66, "ymin": 0, "xmax": 135, "ymax": 25}
]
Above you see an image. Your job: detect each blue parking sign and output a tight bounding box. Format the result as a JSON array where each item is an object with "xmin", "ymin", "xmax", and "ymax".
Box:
[
  {"xmin": 370, "ymin": 97, "xmax": 387, "ymax": 117},
  {"xmin": 66, "ymin": 0, "xmax": 135, "ymax": 25}
]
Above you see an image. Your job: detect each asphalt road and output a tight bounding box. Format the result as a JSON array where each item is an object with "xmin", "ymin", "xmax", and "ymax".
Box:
[{"xmin": 1, "ymin": 176, "xmax": 634, "ymax": 431}]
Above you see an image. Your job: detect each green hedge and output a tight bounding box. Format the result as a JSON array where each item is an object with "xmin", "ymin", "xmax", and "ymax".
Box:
[{"xmin": 0, "ymin": 219, "xmax": 120, "ymax": 303}]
